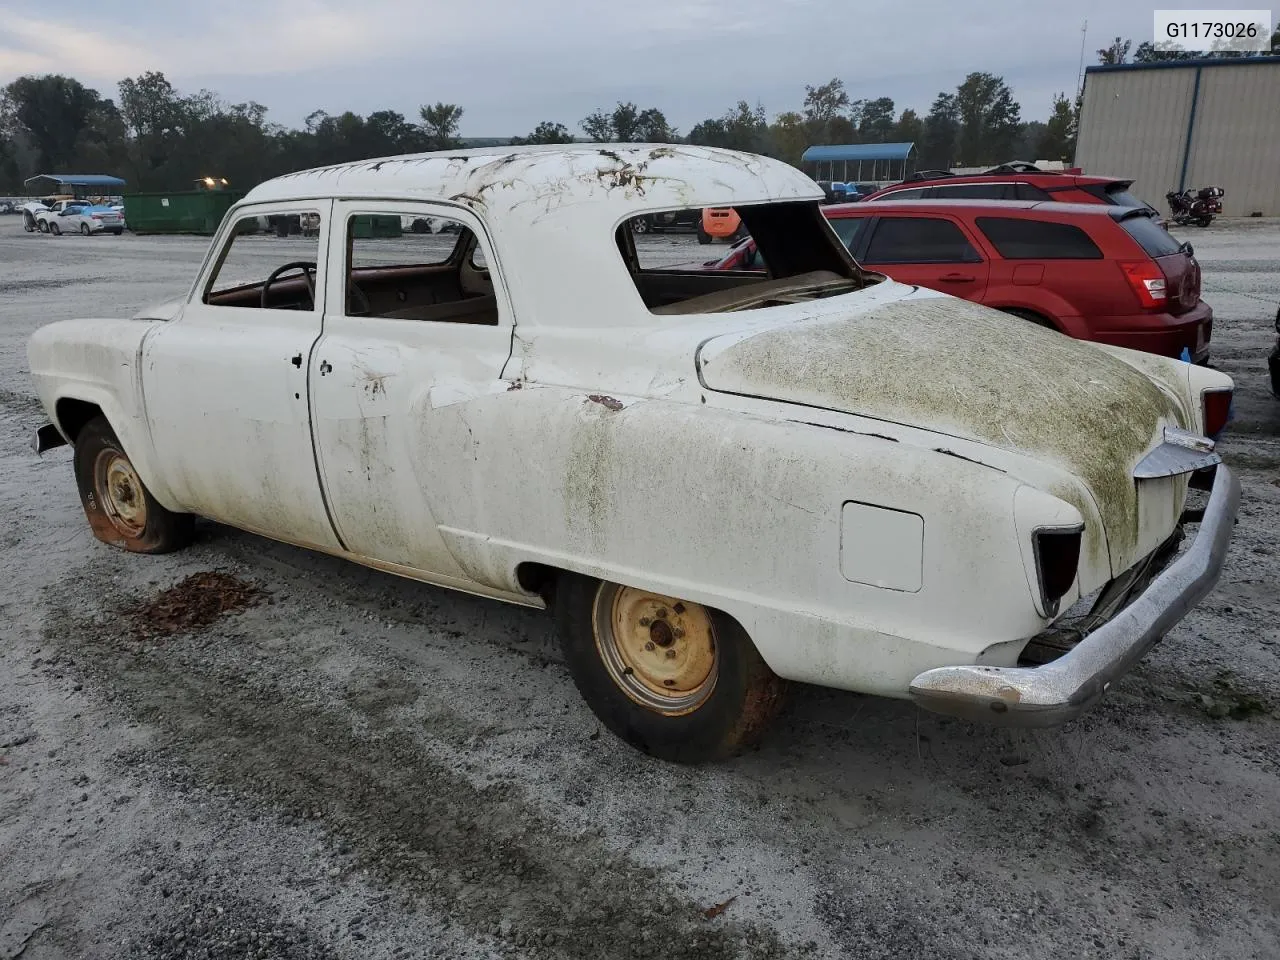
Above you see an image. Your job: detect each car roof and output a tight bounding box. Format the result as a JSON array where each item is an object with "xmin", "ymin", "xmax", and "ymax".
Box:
[
  {"xmin": 879, "ymin": 172, "xmax": 1125, "ymax": 188},
  {"xmin": 825, "ymin": 199, "xmax": 1143, "ymax": 220},
  {"xmin": 242, "ymin": 144, "xmax": 822, "ymax": 228}
]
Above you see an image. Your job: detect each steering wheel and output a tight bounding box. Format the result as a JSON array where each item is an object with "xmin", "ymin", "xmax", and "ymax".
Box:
[{"xmin": 261, "ymin": 260, "xmax": 317, "ymax": 309}]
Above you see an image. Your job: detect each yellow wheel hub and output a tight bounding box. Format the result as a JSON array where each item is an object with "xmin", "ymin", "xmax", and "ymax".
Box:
[{"xmin": 593, "ymin": 584, "xmax": 719, "ymax": 716}]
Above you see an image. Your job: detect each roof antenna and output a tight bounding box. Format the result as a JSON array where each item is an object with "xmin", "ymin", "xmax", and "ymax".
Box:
[{"xmin": 1076, "ymin": 18, "xmax": 1088, "ymax": 97}]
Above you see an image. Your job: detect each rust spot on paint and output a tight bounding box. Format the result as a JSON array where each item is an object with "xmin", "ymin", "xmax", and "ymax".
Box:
[{"xmin": 586, "ymin": 394, "xmax": 624, "ymax": 411}]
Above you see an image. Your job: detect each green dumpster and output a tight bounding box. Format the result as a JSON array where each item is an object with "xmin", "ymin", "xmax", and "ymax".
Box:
[
  {"xmin": 350, "ymin": 214, "xmax": 402, "ymax": 239},
  {"xmin": 122, "ymin": 189, "xmax": 245, "ymax": 235}
]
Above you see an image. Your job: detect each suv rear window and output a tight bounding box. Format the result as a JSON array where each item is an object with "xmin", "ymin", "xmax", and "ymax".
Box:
[
  {"xmin": 1119, "ymin": 214, "xmax": 1183, "ymax": 257},
  {"xmin": 975, "ymin": 217, "xmax": 1103, "ymax": 259},
  {"xmin": 1083, "ymin": 182, "xmax": 1147, "ymax": 208}
]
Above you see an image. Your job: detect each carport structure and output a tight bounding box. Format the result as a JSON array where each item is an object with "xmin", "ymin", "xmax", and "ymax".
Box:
[
  {"xmin": 801, "ymin": 143, "xmax": 916, "ymax": 187},
  {"xmin": 23, "ymin": 173, "xmax": 127, "ymax": 199}
]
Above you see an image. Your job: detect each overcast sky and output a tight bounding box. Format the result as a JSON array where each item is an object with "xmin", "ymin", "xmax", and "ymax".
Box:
[{"xmin": 0, "ymin": 1, "xmax": 1215, "ymax": 136}]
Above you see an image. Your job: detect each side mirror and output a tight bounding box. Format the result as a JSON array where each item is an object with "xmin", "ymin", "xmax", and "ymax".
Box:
[{"xmin": 1179, "ymin": 240, "xmax": 1194, "ymax": 257}]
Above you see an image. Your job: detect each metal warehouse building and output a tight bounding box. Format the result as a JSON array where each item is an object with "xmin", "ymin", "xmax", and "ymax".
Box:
[{"xmin": 1075, "ymin": 57, "xmax": 1280, "ymax": 217}]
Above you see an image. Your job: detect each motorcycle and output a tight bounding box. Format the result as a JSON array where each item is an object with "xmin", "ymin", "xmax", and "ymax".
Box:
[{"xmin": 1166, "ymin": 185, "xmax": 1223, "ymax": 228}]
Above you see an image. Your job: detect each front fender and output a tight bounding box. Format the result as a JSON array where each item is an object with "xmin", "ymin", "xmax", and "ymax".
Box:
[{"xmin": 28, "ymin": 319, "xmax": 180, "ymax": 510}]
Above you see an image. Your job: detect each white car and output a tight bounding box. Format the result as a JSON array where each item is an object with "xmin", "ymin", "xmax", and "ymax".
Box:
[
  {"xmin": 36, "ymin": 199, "xmax": 125, "ymax": 235},
  {"xmin": 27, "ymin": 145, "xmax": 1240, "ymax": 761}
]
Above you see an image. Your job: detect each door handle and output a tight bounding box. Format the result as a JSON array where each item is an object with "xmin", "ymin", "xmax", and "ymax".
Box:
[
  {"xmin": 319, "ymin": 360, "xmax": 332, "ymax": 376},
  {"xmin": 291, "ymin": 353, "xmax": 302, "ymax": 367},
  {"xmin": 938, "ymin": 273, "xmax": 976, "ymax": 283}
]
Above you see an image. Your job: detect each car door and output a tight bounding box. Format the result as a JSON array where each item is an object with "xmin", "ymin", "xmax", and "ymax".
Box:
[
  {"xmin": 140, "ymin": 200, "xmax": 343, "ymax": 551},
  {"xmin": 853, "ymin": 214, "xmax": 990, "ymax": 301},
  {"xmin": 308, "ymin": 201, "xmax": 516, "ymax": 579}
]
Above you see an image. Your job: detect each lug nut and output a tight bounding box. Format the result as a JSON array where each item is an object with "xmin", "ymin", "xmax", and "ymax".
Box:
[
  {"xmin": 656, "ymin": 608, "xmax": 668, "ymax": 619},
  {"xmin": 673, "ymin": 602, "xmax": 685, "ymax": 614},
  {"xmin": 662, "ymin": 679, "xmax": 675, "ymax": 687},
  {"xmin": 673, "ymin": 628, "xmax": 685, "ymax": 639},
  {"xmin": 664, "ymin": 649, "xmax": 676, "ymax": 660},
  {"xmin": 644, "ymin": 641, "xmax": 655, "ymax": 652},
  {"xmin": 639, "ymin": 617, "xmax": 651, "ymax": 627}
]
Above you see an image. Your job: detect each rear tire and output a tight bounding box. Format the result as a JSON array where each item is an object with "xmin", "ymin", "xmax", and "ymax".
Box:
[
  {"xmin": 80, "ymin": 223, "xmax": 91, "ymax": 235},
  {"xmin": 49, "ymin": 222, "xmax": 61, "ymax": 236},
  {"xmin": 112, "ymin": 229, "xmax": 123, "ymax": 236},
  {"xmin": 631, "ymin": 218, "xmax": 650, "ymax": 234},
  {"xmin": 73, "ymin": 416, "xmax": 194, "ymax": 554},
  {"xmin": 37, "ymin": 220, "xmax": 48, "ymax": 233},
  {"xmin": 554, "ymin": 573, "xmax": 786, "ymax": 762},
  {"xmin": 23, "ymin": 212, "xmax": 35, "ymax": 232},
  {"xmin": 697, "ymin": 226, "xmax": 712, "ymax": 245}
]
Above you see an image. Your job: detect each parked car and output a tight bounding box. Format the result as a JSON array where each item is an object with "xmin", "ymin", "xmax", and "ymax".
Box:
[
  {"xmin": 865, "ymin": 163, "xmax": 1164, "ymax": 224},
  {"xmin": 701, "ymin": 199, "xmax": 1214, "ymax": 363},
  {"xmin": 630, "ymin": 208, "xmax": 701, "ymax": 235},
  {"xmin": 36, "ymin": 199, "xmax": 125, "ymax": 235},
  {"xmin": 28, "ymin": 145, "xmax": 1238, "ymax": 762}
]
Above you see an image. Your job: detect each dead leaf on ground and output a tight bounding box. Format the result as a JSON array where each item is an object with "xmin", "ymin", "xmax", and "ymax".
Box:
[
  {"xmin": 128, "ymin": 572, "xmax": 263, "ymax": 640},
  {"xmin": 702, "ymin": 895, "xmax": 737, "ymax": 920}
]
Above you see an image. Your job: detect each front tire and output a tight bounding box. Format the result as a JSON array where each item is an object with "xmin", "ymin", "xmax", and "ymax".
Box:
[
  {"xmin": 554, "ymin": 574, "xmax": 786, "ymax": 762},
  {"xmin": 23, "ymin": 212, "xmax": 35, "ymax": 232},
  {"xmin": 49, "ymin": 222, "xmax": 61, "ymax": 236},
  {"xmin": 37, "ymin": 220, "xmax": 48, "ymax": 233},
  {"xmin": 631, "ymin": 218, "xmax": 650, "ymax": 234},
  {"xmin": 73, "ymin": 416, "xmax": 194, "ymax": 554},
  {"xmin": 80, "ymin": 223, "xmax": 91, "ymax": 235}
]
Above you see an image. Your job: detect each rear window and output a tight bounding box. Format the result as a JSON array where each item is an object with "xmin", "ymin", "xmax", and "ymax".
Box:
[
  {"xmin": 930, "ymin": 183, "xmax": 1011, "ymax": 200},
  {"xmin": 862, "ymin": 217, "xmax": 982, "ymax": 263},
  {"xmin": 1083, "ymin": 182, "xmax": 1149, "ymax": 208},
  {"xmin": 619, "ymin": 202, "xmax": 864, "ymax": 314},
  {"xmin": 1014, "ymin": 183, "xmax": 1053, "ymax": 201},
  {"xmin": 1120, "ymin": 214, "xmax": 1183, "ymax": 257},
  {"xmin": 975, "ymin": 217, "xmax": 1103, "ymax": 260}
]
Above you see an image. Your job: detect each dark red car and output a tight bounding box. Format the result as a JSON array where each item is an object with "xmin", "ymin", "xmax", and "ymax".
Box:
[
  {"xmin": 702, "ymin": 200, "xmax": 1213, "ymax": 363},
  {"xmin": 862, "ymin": 165, "xmax": 1159, "ymax": 216}
]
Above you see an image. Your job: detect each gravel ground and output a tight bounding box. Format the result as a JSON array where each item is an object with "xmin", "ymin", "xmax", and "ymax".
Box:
[{"xmin": 1, "ymin": 216, "xmax": 1279, "ymax": 960}]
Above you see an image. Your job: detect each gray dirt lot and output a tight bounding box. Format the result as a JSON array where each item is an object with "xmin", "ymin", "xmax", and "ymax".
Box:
[{"xmin": 1, "ymin": 217, "xmax": 1279, "ymax": 960}]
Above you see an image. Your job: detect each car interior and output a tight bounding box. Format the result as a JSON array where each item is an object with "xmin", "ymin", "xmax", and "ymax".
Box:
[{"xmin": 204, "ymin": 213, "xmax": 500, "ymax": 325}]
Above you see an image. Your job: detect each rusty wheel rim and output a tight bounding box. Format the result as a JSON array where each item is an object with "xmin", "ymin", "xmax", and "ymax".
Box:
[
  {"xmin": 592, "ymin": 584, "xmax": 718, "ymax": 716},
  {"xmin": 95, "ymin": 450, "xmax": 147, "ymax": 539}
]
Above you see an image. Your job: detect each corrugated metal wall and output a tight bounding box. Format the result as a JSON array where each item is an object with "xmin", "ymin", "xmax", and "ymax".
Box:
[{"xmin": 1075, "ymin": 61, "xmax": 1280, "ymax": 217}]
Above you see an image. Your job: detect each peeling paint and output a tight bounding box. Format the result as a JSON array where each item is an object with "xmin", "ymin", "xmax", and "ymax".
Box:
[{"xmin": 585, "ymin": 394, "xmax": 624, "ymax": 411}]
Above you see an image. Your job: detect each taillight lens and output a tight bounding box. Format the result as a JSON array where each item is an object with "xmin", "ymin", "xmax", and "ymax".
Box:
[
  {"xmin": 1119, "ymin": 260, "xmax": 1167, "ymax": 310},
  {"xmin": 1202, "ymin": 387, "xmax": 1233, "ymax": 439},
  {"xmin": 1033, "ymin": 526, "xmax": 1082, "ymax": 618}
]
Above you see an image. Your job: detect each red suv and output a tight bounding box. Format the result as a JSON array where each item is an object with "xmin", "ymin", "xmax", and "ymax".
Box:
[
  {"xmin": 703, "ymin": 200, "xmax": 1212, "ymax": 362},
  {"xmin": 863, "ymin": 164, "xmax": 1161, "ymax": 221}
]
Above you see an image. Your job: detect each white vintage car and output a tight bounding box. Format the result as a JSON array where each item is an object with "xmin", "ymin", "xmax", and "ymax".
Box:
[{"xmin": 29, "ymin": 145, "xmax": 1240, "ymax": 761}]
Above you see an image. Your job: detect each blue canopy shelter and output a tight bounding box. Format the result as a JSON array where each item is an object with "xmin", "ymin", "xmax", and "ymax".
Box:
[
  {"xmin": 23, "ymin": 174, "xmax": 127, "ymax": 197},
  {"xmin": 801, "ymin": 143, "xmax": 916, "ymax": 185}
]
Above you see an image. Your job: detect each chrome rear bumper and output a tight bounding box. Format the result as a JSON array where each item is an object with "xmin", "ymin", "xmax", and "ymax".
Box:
[{"xmin": 909, "ymin": 465, "xmax": 1240, "ymax": 726}]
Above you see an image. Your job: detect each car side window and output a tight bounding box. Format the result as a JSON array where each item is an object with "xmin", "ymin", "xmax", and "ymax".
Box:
[
  {"xmin": 930, "ymin": 183, "xmax": 1012, "ymax": 200},
  {"xmin": 204, "ymin": 212, "xmax": 323, "ymax": 310},
  {"xmin": 874, "ymin": 187, "xmax": 926, "ymax": 201},
  {"xmin": 975, "ymin": 217, "xmax": 1104, "ymax": 259},
  {"xmin": 1014, "ymin": 183, "xmax": 1053, "ymax": 201},
  {"xmin": 862, "ymin": 217, "xmax": 982, "ymax": 264},
  {"xmin": 344, "ymin": 211, "xmax": 498, "ymax": 325},
  {"xmin": 829, "ymin": 217, "xmax": 869, "ymax": 253}
]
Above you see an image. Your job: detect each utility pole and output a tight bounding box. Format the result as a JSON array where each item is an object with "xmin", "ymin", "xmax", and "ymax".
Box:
[{"xmin": 1076, "ymin": 19, "xmax": 1088, "ymax": 97}]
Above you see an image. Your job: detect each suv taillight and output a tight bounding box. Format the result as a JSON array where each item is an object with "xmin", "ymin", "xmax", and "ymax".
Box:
[
  {"xmin": 1119, "ymin": 260, "xmax": 1167, "ymax": 310},
  {"xmin": 1033, "ymin": 526, "xmax": 1083, "ymax": 618},
  {"xmin": 1202, "ymin": 387, "xmax": 1233, "ymax": 439}
]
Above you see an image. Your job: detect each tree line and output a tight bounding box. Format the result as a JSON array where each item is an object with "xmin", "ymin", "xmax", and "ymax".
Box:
[{"xmin": 2, "ymin": 68, "xmax": 1082, "ymax": 195}]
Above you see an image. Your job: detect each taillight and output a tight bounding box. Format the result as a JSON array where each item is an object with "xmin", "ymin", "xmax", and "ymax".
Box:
[
  {"xmin": 1119, "ymin": 260, "xmax": 1167, "ymax": 310},
  {"xmin": 91, "ymin": 214, "xmax": 102, "ymax": 219},
  {"xmin": 1201, "ymin": 387, "xmax": 1233, "ymax": 439},
  {"xmin": 1032, "ymin": 526, "xmax": 1083, "ymax": 618}
]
